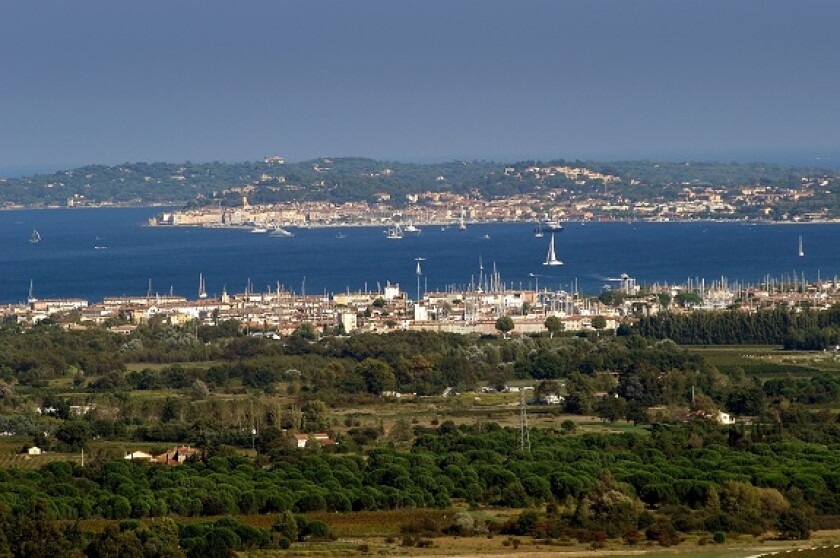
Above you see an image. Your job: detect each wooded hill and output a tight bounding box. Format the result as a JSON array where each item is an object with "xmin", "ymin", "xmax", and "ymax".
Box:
[{"xmin": 0, "ymin": 157, "xmax": 835, "ymax": 209}]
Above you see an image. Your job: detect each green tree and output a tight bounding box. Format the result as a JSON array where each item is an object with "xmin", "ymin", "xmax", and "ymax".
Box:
[
  {"xmin": 191, "ymin": 379, "xmax": 210, "ymax": 400},
  {"xmin": 598, "ymin": 291, "xmax": 624, "ymax": 306},
  {"xmin": 674, "ymin": 292, "xmax": 702, "ymax": 307},
  {"xmin": 55, "ymin": 421, "xmax": 91, "ymax": 451},
  {"xmin": 358, "ymin": 358, "xmax": 396, "ymax": 395},
  {"xmin": 595, "ymin": 395, "xmax": 627, "ymax": 422},
  {"xmin": 544, "ymin": 316, "xmax": 564, "ymax": 338},
  {"xmin": 591, "ymin": 315, "xmax": 607, "ymax": 332},
  {"xmin": 272, "ymin": 511, "xmax": 298, "ymax": 543},
  {"xmin": 495, "ymin": 316, "xmax": 515, "ymax": 338},
  {"xmin": 294, "ymin": 322, "xmax": 317, "ymax": 341},
  {"xmin": 86, "ymin": 525, "xmax": 144, "ymax": 558},
  {"xmin": 776, "ymin": 509, "xmax": 811, "ymax": 540}
]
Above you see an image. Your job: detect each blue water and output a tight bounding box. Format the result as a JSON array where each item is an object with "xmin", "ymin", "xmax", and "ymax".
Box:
[{"xmin": 1, "ymin": 207, "xmax": 838, "ymax": 303}]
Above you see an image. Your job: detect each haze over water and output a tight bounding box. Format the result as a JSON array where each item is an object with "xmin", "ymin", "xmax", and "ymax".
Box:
[{"xmin": 1, "ymin": 208, "xmax": 837, "ymax": 304}]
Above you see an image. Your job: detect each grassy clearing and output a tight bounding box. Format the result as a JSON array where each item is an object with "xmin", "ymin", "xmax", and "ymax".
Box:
[
  {"xmin": 124, "ymin": 361, "xmax": 222, "ymax": 372},
  {"xmin": 67, "ymin": 513, "xmax": 840, "ymax": 557},
  {"xmin": 689, "ymin": 346, "xmax": 819, "ymax": 377},
  {"xmin": 238, "ymin": 529, "xmax": 840, "ymax": 558}
]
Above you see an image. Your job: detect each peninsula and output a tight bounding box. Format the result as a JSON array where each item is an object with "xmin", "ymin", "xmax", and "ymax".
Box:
[{"xmin": 3, "ymin": 157, "xmax": 839, "ymax": 224}]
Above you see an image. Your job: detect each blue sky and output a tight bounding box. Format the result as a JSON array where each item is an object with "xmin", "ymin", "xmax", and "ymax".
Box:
[{"xmin": 2, "ymin": 0, "xmax": 839, "ymax": 174}]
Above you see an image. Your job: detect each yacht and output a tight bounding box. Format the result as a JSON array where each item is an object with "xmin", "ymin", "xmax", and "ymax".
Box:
[
  {"xmin": 269, "ymin": 226, "xmax": 294, "ymax": 237},
  {"xmin": 403, "ymin": 222, "xmax": 421, "ymax": 235},
  {"xmin": 543, "ymin": 219, "xmax": 564, "ymax": 232}
]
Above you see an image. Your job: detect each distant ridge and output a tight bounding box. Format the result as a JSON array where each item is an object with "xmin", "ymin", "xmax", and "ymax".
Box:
[{"xmin": 0, "ymin": 157, "xmax": 836, "ymax": 213}]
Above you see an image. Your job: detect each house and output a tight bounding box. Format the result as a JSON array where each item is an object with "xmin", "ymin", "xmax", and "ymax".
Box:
[
  {"xmin": 537, "ymin": 394, "xmax": 565, "ymax": 405},
  {"xmin": 124, "ymin": 450, "xmax": 154, "ymax": 461},
  {"xmin": 312, "ymin": 432, "xmax": 335, "ymax": 446},
  {"xmin": 26, "ymin": 446, "xmax": 43, "ymax": 456},
  {"xmin": 716, "ymin": 411, "xmax": 735, "ymax": 425},
  {"xmin": 292, "ymin": 434, "xmax": 309, "ymax": 449},
  {"xmin": 683, "ymin": 410, "xmax": 736, "ymax": 426},
  {"xmin": 154, "ymin": 446, "xmax": 200, "ymax": 465},
  {"xmin": 292, "ymin": 432, "xmax": 336, "ymax": 449}
]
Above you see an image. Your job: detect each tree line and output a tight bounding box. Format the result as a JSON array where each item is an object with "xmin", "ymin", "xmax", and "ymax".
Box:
[{"xmin": 636, "ymin": 305, "xmax": 840, "ymax": 348}]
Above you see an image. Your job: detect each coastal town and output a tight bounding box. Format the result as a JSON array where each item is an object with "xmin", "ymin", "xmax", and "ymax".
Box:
[
  {"xmin": 8, "ymin": 270, "xmax": 840, "ymax": 338},
  {"xmin": 145, "ymin": 160, "xmax": 840, "ymax": 229}
]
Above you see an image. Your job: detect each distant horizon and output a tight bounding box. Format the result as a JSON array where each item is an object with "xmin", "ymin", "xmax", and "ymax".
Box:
[
  {"xmin": 3, "ymin": 149, "xmax": 839, "ymax": 179},
  {"xmin": 3, "ymin": 1, "xmax": 839, "ymax": 181}
]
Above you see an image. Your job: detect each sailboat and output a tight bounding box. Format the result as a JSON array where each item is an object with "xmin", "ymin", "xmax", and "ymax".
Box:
[
  {"xmin": 29, "ymin": 229, "xmax": 41, "ymax": 243},
  {"xmin": 458, "ymin": 212, "xmax": 467, "ymax": 231},
  {"xmin": 198, "ymin": 273, "xmax": 207, "ymax": 299},
  {"xmin": 534, "ymin": 223, "xmax": 544, "ymax": 238},
  {"xmin": 543, "ymin": 234, "xmax": 563, "ymax": 266},
  {"xmin": 386, "ymin": 224, "xmax": 404, "ymax": 239},
  {"xmin": 798, "ymin": 235, "xmax": 804, "ymax": 257}
]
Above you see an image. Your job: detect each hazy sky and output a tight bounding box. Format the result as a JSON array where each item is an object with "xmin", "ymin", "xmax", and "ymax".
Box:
[{"xmin": 2, "ymin": 0, "xmax": 839, "ymax": 173}]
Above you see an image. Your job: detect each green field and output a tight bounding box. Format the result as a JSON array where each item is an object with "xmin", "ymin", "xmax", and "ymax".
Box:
[{"xmin": 689, "ymin": 346, "xmax": 821, "ymax": 377}]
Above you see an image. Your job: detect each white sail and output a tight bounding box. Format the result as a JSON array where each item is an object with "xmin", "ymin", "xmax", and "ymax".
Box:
[
  {"xmin": 386, "ymin": 224, "xmax": 403, "ymax": 239},
  {"xmin": 798, "ymin": 235, "xmax": 804, "ymax": 257},
  {"xmin": 27, "ymin": 279, "xmax": 36, "ymax": 304},
  {"xmin": 543, "ymin": 234, "xmax": 563, "ymax": 266}
]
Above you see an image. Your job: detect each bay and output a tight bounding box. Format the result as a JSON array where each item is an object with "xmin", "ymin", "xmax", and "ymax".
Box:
[{"xmin": 0, "ymin": 207, "xmax": 837, "ymax": 304}]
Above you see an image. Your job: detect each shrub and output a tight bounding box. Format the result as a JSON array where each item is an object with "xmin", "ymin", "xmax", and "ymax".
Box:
[{"xmin": 623, "ymin": 529, "xmax": 642, "ymax": 545}]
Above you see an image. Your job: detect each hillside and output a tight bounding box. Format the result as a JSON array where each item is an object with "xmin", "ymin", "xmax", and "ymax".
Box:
[{"xmin": 0, "ymin": 157, "xmax": 837, "ymax": 214}]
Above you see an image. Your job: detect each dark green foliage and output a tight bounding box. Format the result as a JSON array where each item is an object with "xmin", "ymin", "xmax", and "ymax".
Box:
[
  {"xmin": 272, "ymin": 511, "xmax": 298, "ymax": 542},
  {"xmin": 495, "ymin": 316, "xmax": 515, "ymax": 336},
  {"xmin": 776, "ymin": 509, "xmax": 811, "ymax": 540},
  {"xmin": 2, "ymin": 158, "xmax": 835, "ymax": 213},
  {"xmin": 638, "ymin": 305, "xmax": 840, "ymax": 348}
]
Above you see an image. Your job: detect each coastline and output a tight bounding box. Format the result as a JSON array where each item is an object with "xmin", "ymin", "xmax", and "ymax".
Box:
[
  {"xmin": 0, "ymin": 202, "xmax": 181, "ymax": 212},
  {"xmin": 145, "ymin": 216, "xmax": 840, "ymax": 229},
  {"xmin": 5, "ymin": 202, "xmax": 840, "ymax": 227}
]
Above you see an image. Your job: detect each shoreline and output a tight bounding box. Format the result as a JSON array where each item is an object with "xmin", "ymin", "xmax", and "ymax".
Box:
[
  {"xmin": 146, "ymin": 217, "xmax": 840, "ymax": 229},
  {"xmin": 3, "ymin": 204, "xmax": 840, "ymax": 226}
]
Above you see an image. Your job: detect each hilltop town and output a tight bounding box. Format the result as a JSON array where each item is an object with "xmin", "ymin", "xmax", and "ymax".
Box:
[
  {"xmin": 152, "ymin": 159, "xmax": 840, "ymax": 228},
  {"xmin": 3, "ymin": 157, "xmax": 839, "ymax": 223}
]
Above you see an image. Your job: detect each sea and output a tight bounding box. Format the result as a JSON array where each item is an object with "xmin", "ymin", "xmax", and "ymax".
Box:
[{"xmin": 1, "ymin": 207, "xmax": 839, "ymax": 304}]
